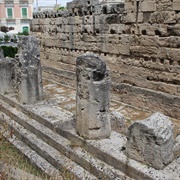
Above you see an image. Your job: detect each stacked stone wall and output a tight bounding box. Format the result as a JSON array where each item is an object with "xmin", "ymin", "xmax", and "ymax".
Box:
[{"xmin": 31, "ymin": 0, "xmax": 180, "ymax": 119}]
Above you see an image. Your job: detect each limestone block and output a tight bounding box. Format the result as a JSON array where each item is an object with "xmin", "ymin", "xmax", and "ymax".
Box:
[
  {"xmin": 126, "ymin": 112, "xmax": 174, "ymax": 170},
  {"xmin": 173, "ymin": 2, "xmax": 180, "ymax": 11},
  {"xmin": 158, "ymin": 47, "xmax": 180, "ymax": 62},
  {"xmin": 84, "ymin": 15, "xmax": 94, "ymax": 24},
  {"xmin": 130, "ymin": 46, "xmax": 158, "ymax": 58},
  {"xmin": 177, "ymin": 12, "xmax": 180, "ymax": 23},
  {"xmin": 167, "ymin": 24, "xmax": 180, "ymax": 36},
  {"xmin": 106, "ymin": 43, "xmax": 130, "ymax": 55},
  {"xmin": 139, "ymin": 36, "xmax": 160, "ymax": 47},
  {"xmin": 124, "ymin": 2, "xmax": 134, "ymax": 13},
  {"xmin": 76, "ymin": 53, "xmax": 111, "ymax": 139},
  {"xmin": 123, "ymin": 13, "xmax": 143, "ymax": 23},
  {"xmin": 74, "ymin": 16, "xmax": 82, "ymax": 24},
  {"xmin": 138, "ymin": 23, "xmax": 156, "ymax": 36},
  {"xmin": 123, "ymin": 13, "xmax": 136, "ymax": 23},
  {"xmin": 94, "ymin": 4, "xmax": 102, "ymax": 15},
  {"xmin": 0, "ymin": 58, "xmax": 16, "ymax": 94},
  {"xmin": 150, "ymin": 11, "xmax": 176, "ymax": 24},
  {"xmin": 18, "ymin": 36, "xmax": 43, "ymax": 104},
  {"xmin": 141, "ymin": 1, "xmax": 156, "ymax": 12}
]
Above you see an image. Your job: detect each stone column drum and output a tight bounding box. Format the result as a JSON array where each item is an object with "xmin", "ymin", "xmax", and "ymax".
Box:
[
  {"xmin": 76, "ymin": 53, "xmax": 111, "ymax": 139},
  {"xmin": 18, "ymin": 36, "xmax": 43, "ymax": 104}
]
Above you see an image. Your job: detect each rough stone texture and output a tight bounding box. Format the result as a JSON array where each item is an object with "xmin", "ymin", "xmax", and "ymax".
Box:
[
  {"xmin": 111, "ymin": 111, "xmax": 125, "ymax": 128},
  {"xmin": 0, "ymin": 47, "xmax": 4, "ymax": 59},
  {"xmin": 17, "ymin": 36, "xmax": 43, "ymax": 104},
  {"xmin": 126, "ymin": 112, "xmax": 175, "ymax": 170},
  {"xmin": 31, "ymin": 0, "xmax": 180, "ymax": 119},
  {"xmin": 174, "ymin": 135, "xmax": 180, "ymax": 156},
  {"xmin": 0, "ymin": 58, "xmax": 16, "ymax": 94},
  {"xmin": 0, "ymin": 161, "xmax": 42, "ymax": 180},
  {"xmin": 76, "ymin": 53, "xmax": 111, "ymax": 139}
]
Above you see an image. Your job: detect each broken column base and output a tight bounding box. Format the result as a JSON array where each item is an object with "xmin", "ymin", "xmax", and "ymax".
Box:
[
  {"xmin": 0, "ymin": 58, "xmax": 16, "ymax": 95},
  {"xmin": 126, "ymin": 112, "xmax": 175, "ymax": 170},
  {"xmin": 19, "ymin": 67, "xmax": 43, "ymax": 104},
  {"xmin": 17, "ymin": 36, "xmax": 43, "ymax": 105},
  {"xmin": 76, "ymin": 53, "xmax": 111, "ymax": 139}
]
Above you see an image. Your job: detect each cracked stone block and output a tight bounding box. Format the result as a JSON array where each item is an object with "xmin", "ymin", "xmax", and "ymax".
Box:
[
  {"xmin": 18, "ymin": 36, "xmax": 43, "ymax": 104},
  {"xmin": 126, "ymin": 112, "xmax": 174, "ymax": 170},
  {"xmin": 0, "ymin": 58, "xmax": 16, "ymax": 94},
  {"xmin": 76, "ymin": 53, "xmax": 111, "ymax": 139}
]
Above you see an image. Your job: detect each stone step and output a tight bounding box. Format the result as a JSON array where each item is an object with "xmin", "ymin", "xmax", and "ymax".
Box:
[
  {"xmin": 0, "ymin": 93, "xmax": 178, "ymax": 180},
  {"xmin": 0, "ymin": 98, "xmax": 132, "ymax": 180},
  {"xmin": 0, "ymin": 113, "xmax": 97, "ymax": 180},
  {"xmin": 0, "ymin": 161, "xmax": 42, "ymax": 180},
  {"xmin": 0, "ymin": 127, "xmax": 60, "ymax": 179}
]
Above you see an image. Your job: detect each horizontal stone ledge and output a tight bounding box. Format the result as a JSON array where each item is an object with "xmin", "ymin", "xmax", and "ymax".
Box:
[
  {"xmin": 43, "ymin": 66, "xmax": 76, "ymax": 80},
  {"xmin": 112, "ymin": 82, "xmax": 180, "ymax": 119}
]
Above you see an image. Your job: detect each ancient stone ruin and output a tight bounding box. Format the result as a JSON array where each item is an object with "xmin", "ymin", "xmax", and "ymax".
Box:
[
  {"xmin": 0, "ymin": 58, "xmax": 16, "ymax": 94},
  {"xmin": 0, "ymin": 0, "xmax": 179, "ymax": 179},
  {"xmin": 31, "ymin": 0, "xmax": 180, "ymax": 119},
  {"xmin": 17, "ymin": 36, "xmax": 43, "ymax": 104},
  {"xmin": 0, "ymin": 36, "xmax": 43, "ymax": 104},
  {"xmin": 126, "ymin": 112, "xmax": 175, "ymax": 170},
  {"xmin": 76, "ymin": 53, "xmax": 111, "ymax": 139}
]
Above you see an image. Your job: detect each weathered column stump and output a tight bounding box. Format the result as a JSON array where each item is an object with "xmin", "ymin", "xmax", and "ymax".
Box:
[
  {"xmin": 0, "ymin": 58, "xmax": 15, "ymax": 94},
  {"xmin": 76, "ymin": 53, "xmax": 111, "ymax": 139},
  {"xmin": 126, "ymin": 112, "xmax": 175, "ymax": 170},
  {"xmin": 18, "ymin": 36, "xmax": 43, "ymax": 104}
]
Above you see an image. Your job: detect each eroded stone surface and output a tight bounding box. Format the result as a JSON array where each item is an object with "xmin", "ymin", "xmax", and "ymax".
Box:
[
  {"xmin": 0, "ymin": 58, "xmax": 16, "ymax": 94},
  {"xmin": 17, "ymin": 36, "xmax": 43, "ymax": 104},
  {"xmin": 76, "ymin": 53, "xmax": 111, "ymax": 139},
  {"xmin": 126, "ymin": 112, "xmax": 175, "ymax": 170},
  {"xmin": 174, "ymin": 135, "xmax": 180, "ymax": 156},
  {"xmin": 31, "ymin": 0, "xmax": 180, "ymax": 119}
]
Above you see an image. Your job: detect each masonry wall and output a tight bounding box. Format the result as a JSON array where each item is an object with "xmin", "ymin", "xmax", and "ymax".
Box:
[{"xmin": 31, "ymin": 0, "xmax": 180, "ymax": 119}]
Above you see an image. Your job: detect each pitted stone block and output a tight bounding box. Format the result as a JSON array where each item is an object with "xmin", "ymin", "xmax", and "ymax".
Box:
[
  {"xmin": 18, "ymin": 36, "xmax": 43, "ymax": 104},
  {"xmin": 126, "ymin": 112, "xmax": 175, "ymax": 170},
  {"xmin": 0, "ymin": 58, "xmax": 16, "ymax": 94},
  {"xmin": 76, "ymin": 53, "xmax": 111, "ymax": 139}
]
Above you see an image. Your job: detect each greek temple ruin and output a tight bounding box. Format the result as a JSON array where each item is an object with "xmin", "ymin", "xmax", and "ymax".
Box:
[{"xmin": 0, "ymin": 0, "xmax": 179, "ymax": 179}]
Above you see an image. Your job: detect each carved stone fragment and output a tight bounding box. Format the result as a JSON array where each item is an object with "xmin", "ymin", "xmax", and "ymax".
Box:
[
  {"xmin": 126, "ymin": 112, "xmax": 174, "ymax": 170},
  {"xmin": 76, "ymin": 53, "xmax": 111, "ymax": 139}
]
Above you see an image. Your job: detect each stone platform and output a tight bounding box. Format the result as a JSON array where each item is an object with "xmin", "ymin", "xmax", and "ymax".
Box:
[{"xmin": 0, "ymin": 79, "xmax": 179, "ymax": 179}]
